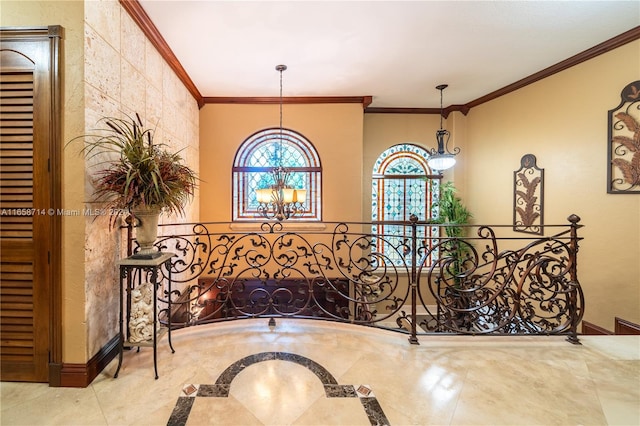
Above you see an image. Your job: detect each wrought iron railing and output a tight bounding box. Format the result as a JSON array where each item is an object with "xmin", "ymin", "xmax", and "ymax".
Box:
[{"xmin": 124, "ymin": 215, "xmax": 584, "ymax": 344}]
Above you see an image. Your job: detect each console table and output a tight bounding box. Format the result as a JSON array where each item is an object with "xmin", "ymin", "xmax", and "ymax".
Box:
[{"xmin": 114, "ymin": 252, "xmax": 175, "ymax": 379}]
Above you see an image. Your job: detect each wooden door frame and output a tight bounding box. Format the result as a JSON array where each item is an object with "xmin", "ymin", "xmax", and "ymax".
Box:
[{"xmin": 0, "ymin": 25, "xmax": 63, "ymax": 386}]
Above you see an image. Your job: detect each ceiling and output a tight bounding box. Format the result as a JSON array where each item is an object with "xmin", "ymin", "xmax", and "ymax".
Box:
[{"xmin": 138, "ymin": 1, "xmax": 639, "ymax": 108}]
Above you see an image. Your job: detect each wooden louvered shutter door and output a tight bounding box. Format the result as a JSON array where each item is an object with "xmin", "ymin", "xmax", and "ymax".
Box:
[{"xmin": 0, "ymin": 31, "xmax": 57, "ymax": 382}]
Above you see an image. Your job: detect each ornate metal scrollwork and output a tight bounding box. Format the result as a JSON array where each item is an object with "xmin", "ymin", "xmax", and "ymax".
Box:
[
  {"xmin": 513, "ymin": 154, "xmax": 544, "ymax": 235},
  {"xmin": 125, "ymin": 216, "xmax": 584, "ymax": 344},
  {"xmin": 608, "ymin": 80, "xmax": 640, "ymax": 193}
]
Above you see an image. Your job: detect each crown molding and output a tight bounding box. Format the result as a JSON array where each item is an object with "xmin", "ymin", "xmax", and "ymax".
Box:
[
  {"xmin": 204, "ymin": 96, "xmax": 373, "ymax": 108},
  {"xmin": 120, "ymin": 1, "xmax": 639, "ymax": 113},
  {"xmin": 364, "ymin": 105, "xmax": 470, "ymax": 117},
  {"xmin": 364, "ymin": 107, "xmax": 439, "ymax": 115},
  {"xmin": 366, "ymin": 26, "xmax": 640, "ymax": 114},
  {"xmin": 119, "ymin": 0, "xmax": 204, "ymax": 108},
  {"xmin": 466, "ymin": 25, "xmax": 640, "ymax": 110}
]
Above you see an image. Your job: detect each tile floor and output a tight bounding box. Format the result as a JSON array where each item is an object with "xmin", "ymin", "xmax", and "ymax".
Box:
[{"xmin": 1, "ymin": 319, "xmax": 639, "ymax": 425}]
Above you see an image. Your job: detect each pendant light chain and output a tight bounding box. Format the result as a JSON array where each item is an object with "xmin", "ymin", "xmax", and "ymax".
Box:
[
  {"xmin": 255, "ymin": 64, "xmax": 306, "ymax": 221},
  {"xmin": 439, "ymin": 85, "xmax": 444, "ymax": 130},
  {"xmin": 277, "ymin": 64, "xmax": 286, "ymax": 165}
]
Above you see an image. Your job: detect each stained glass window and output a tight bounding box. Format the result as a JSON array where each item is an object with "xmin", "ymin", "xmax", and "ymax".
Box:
[
  {"xmin": 232, "ymin": 128, "xmax": 321, "ymax": 220},
  {"xmin": 372, "ymin": 143, "xmax": 439, "ymax": 266}
]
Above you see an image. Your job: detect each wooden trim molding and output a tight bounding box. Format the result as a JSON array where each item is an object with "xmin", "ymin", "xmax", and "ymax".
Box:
[
  {"xmin": 365, "ymin": 104, "xmax": 470, "ymax": 117},
  {"xmin": 581, "ymin": 318, "xmax": 640, "ymax": 336},
  {"xmin": 581, "ymin": 321, "xmax": 613, "ymax": 335},
  {"xmin": 615, "ymin": 317, "xmax": 640, "ymax": 335},
  {"xmin": 368, "ymin": 27, "xmax": 640, "ymax": 114},
  {"xmin": 56, "ymin": 335, "xmax": 119, "ymax": 387},
  {"xmin": 203, "ymin": 96, "xmax": 373, "ymax": 108},
  {"xmin": 47, "ymin": 24, "xmax": 64, "ymax": 386},
  {"xmin": 466, "ymin": 26, "xmax": 640, "ymax": 110},
  {"xmin": 365, "ymin": 107, "xmax": 440, "ymax": 115},
  {"xmin": 119, "ymin": 0, "xmax": 204, "ymax": 107}
]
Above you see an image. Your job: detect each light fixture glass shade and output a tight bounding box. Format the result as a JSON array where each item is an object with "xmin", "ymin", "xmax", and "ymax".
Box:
[
  {"xmin": 256, "ymin": 188, "xmax": 272, "ymax": 203},
  {"xmin": 293, "ymin": 189, "xmax": 306, "ymax": 203},
  {"xmin": 282, "ymin": 188, "xmax": 295, "ymax": 203},
  {"xmin": 427, "ymin": 153, "xmax": 456, "ymax": 171}
]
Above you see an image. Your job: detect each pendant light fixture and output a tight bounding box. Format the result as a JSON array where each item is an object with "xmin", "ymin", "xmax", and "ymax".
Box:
[
  {"xmin": 427, "ymin": 84, "xmax": 460, "ymax": 171},
  {"xmin": 255, "ymin": 64, "xmax": 306, "ymax": 221}
]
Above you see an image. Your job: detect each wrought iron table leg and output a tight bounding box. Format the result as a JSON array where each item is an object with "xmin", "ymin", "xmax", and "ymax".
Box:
[
  {"xmin": 167, "ymin": 260, "xmax": 175, "ymax": 353},
  {"xmin": 153, "ymin": 344, "xmax": 158, "ymax": 380}
]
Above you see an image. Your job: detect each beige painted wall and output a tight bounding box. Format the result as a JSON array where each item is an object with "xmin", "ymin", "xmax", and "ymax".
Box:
[
  {"xmin": 199, "ymin": 103, "xmax": 364, "ymax": 223},
  {"xmin": 465, "ymin": 40, "xmax": 640, "ymax": 329},
  {"xmin": 2, "ymin": 0, "xmax": 200, "ymax": 363}
]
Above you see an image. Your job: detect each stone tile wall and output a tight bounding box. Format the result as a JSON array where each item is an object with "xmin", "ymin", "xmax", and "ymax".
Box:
[{"xmin": 83, "ymin": 0, "xmax": 200, "ymax": 357}]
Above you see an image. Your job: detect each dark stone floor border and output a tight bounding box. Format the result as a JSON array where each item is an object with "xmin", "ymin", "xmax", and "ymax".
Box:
[{"xmin": 167, "ymin": 351, "xmax": 390, "ymax": 426}]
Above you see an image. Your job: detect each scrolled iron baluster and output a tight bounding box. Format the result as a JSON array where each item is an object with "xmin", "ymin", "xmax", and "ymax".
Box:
[{"xmin": 566, "ymin": 214, "xmax": 584, "ymax": 344}]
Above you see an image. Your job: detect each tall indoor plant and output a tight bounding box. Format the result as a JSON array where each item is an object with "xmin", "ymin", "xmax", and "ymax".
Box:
[
  {"xmin": 79, "ymin": 113, "xmax": 197, "ymax": 258},
  {"xmin": 439, "ymin": 181, "xmax": 472, "ymax": 240},
  {"xmin": 437, "ymin": 181, "xmax": 473, "ymax": 283},
  {"xmin": 436, "ymin": 181, "xmax": 474, "ymax": 328}
]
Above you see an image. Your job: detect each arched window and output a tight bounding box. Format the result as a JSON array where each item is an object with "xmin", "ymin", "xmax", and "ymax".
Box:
[
  {"xmin": 232, "ymin": 127, "xmax": 322, "ymax": 221},
  {"xmin": 372, "ymin": 143, "xmax": 439, "ymax": 266}
]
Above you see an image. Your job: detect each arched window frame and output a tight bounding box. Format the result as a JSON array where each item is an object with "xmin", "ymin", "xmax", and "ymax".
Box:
[
  {"xmin": 232, "ymin": 127, "xmax": 322, "ymax": 221},
  {"xmin": 372, "ymin": 143, "xmax": 440, "ymax": 266}
]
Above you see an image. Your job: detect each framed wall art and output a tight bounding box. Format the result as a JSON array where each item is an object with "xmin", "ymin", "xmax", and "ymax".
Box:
[
  {"xmin": 608, "ymin": 80, "xmax": 640, "ymax": 194},
  {"xmin": 513, "ymin": 154, "xmax": 544, "ymax": 235}
]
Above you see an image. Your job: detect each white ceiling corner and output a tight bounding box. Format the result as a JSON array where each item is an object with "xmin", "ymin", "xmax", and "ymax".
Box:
[{"xmin": 138, "ymin": 0, "xmax": 640, "ymax": 108}]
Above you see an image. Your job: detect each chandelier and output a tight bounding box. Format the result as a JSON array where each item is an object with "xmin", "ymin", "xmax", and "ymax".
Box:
[
  {"xmin": 427, "ymin": 84, "xmax": 460, "ymax": 171},
  {"xmin": 255, "ymin": 64, "xmax": 306, "ymax": 221}
]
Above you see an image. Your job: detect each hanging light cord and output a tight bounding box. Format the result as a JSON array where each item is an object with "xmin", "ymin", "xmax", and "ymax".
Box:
[
  {"xmin": 279, "ymin": 66, "xmax": 283, "ymax": 135},
  {"xmin": 439, "ymin": 86, "xmax": 444, "ymax": 130},
  {"xmin": 277, "ymin": 64, "xmax": 286, "ymax": 165}
]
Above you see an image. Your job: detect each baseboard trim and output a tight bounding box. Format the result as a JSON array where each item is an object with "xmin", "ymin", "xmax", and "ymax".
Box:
[
  {"xmin": 581, "ymin": 321, "xmax": 613, "ymax": 335},
  {"xmin": 56, "ymin": 335, "xmax": 119, "ymax": 388},
  {"xmin": 615, "ymin": 317, "xmax": 640, "ymax": 335},
  {"xmin": 48, "ymin": 362, "xmax": 62, "ymax": 386}
]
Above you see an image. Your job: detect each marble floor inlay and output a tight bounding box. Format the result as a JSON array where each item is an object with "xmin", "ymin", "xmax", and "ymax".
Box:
[
  {"xmin": 1, "ymin": 319, "xmax": 639, "ymax": 425},
  {"xmin": 167, "ymin": 352, "xmax": 389, "ymax": 426}
]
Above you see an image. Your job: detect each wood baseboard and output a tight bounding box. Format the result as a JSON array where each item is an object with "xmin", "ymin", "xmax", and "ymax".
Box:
[
  {"xmin": 615, "ymin": 317, "xmax": 640, "ymax": 335},
  {"xmin": 581, "ymin": 318, "xmax": 640, "ymax": 336},
  {"xmin": 581, "ymin": 321, "xmax": 613, "ymax": 335},
  {"xmin": 54, "ymin": 335, "xmax": 119, "ymax": 388}
]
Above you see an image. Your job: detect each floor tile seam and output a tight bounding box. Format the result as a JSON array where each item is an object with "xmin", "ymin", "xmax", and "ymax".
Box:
[
  {"xmin": 88, "ymin": 381, "xmax": 112, "ymax": 425},
  {"xmin": 585, "ymin": 361, "xmax": 629, "ymax": 425},
  {"xmin": 445, "ymin": 364, "xmax": 471, "ymax": 426}
]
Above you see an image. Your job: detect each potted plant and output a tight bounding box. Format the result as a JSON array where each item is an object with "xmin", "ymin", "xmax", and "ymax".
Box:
[
  {"xmin": 436, "ymin": 181, "xmax": 474, "ymax": 328},
  {"xmin": 78, "ymin": 113, "xmax": 197, "ymax": 258},
  {"xmin": 438, "ymin": 181, "xmax": 472, "ymax": 243}
]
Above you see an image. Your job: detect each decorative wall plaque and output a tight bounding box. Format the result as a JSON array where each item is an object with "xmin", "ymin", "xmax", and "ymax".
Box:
[
  {"xmin": 513, "ymin": 154, "xmax": 544, "ymax": 235},
  {"xmin": 608, "ymin": 80, "xmax": 640, "ymax": 193}
]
